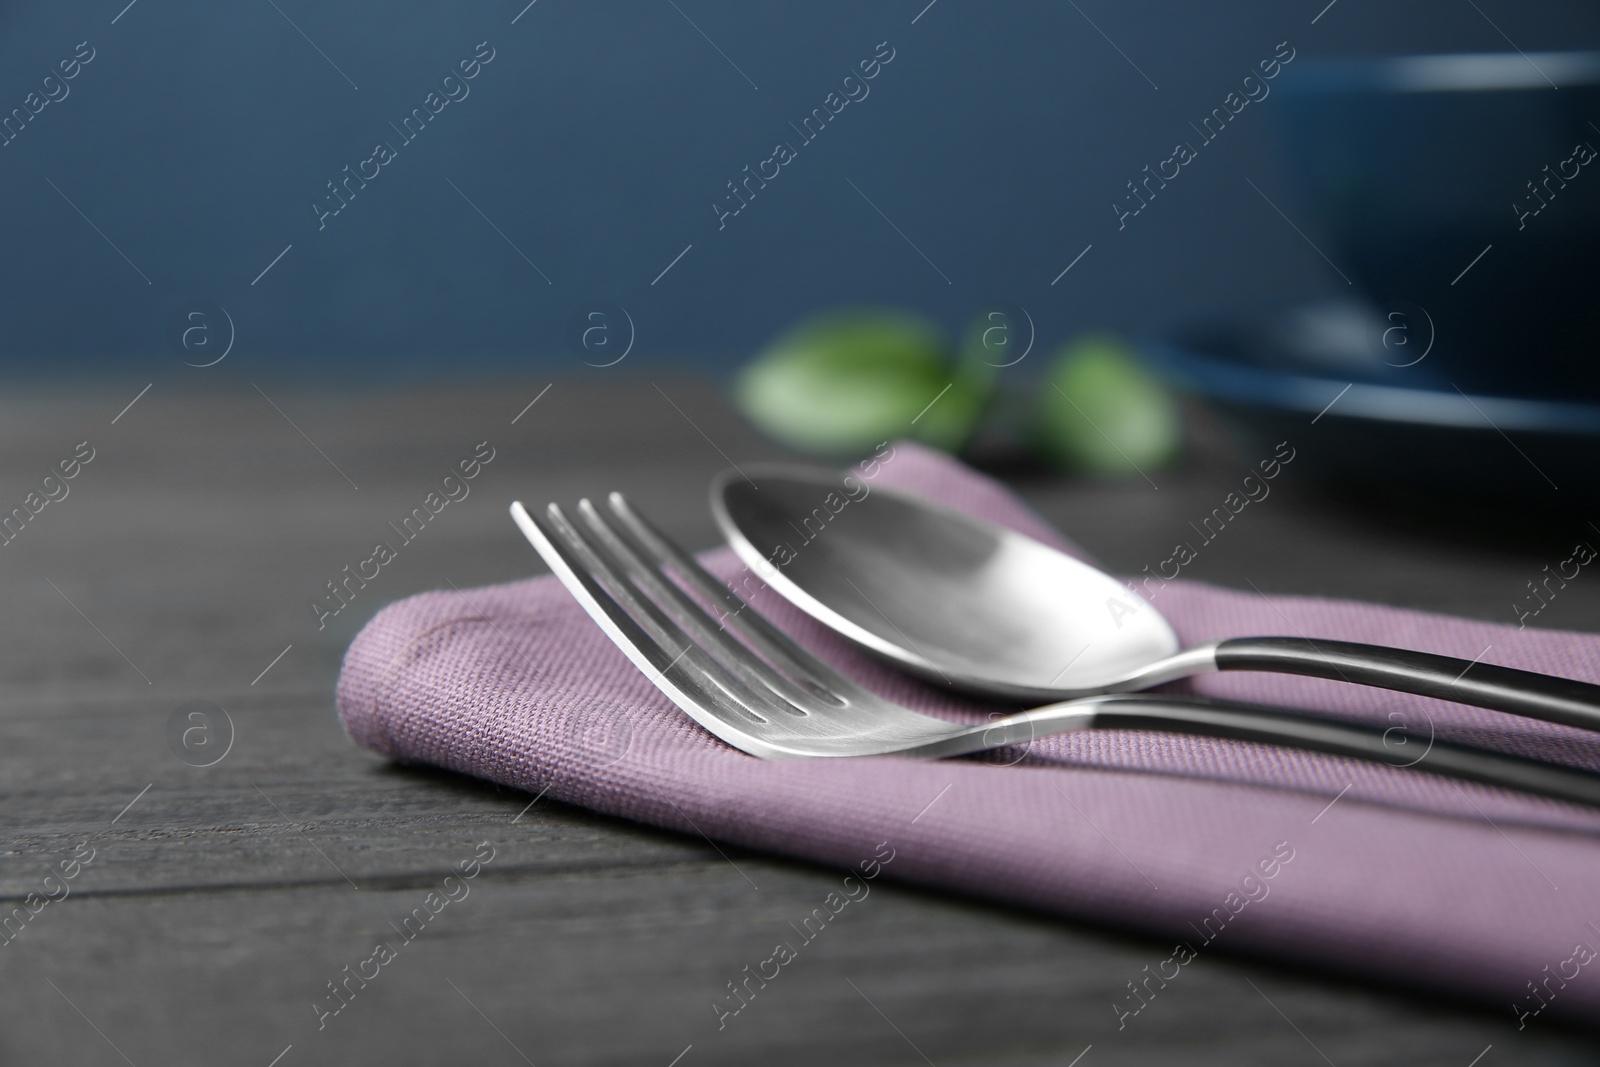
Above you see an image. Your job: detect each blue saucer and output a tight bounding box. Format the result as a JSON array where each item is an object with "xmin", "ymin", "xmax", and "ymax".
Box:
[{"xmin": 1148, "ymin": 300, "xmax": 1600, "ymax": 501}]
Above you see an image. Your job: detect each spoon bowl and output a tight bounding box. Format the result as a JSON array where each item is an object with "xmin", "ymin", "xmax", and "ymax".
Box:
[{"xmin": 712, "ymin": 464, "xmax": 1201, "ymax": 700}]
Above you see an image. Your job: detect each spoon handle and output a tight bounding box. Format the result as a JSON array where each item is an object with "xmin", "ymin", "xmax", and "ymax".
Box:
[{"xmin": 1212, "ymin": 637, "xmax": 1600, "ymax": 732}]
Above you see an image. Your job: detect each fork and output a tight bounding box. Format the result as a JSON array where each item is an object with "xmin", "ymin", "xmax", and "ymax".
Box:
[{"xmin": 509, "ymin": 494, "xmax": 1600, "ymax": 810}]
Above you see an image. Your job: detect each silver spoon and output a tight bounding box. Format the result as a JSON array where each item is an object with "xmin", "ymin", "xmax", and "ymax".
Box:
[{"xmin": 711, "ymin": 463, "xmax": 1600, "ymax": 732}]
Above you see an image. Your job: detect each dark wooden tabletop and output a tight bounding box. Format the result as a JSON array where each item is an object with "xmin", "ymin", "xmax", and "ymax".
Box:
[{"xmin": 2, "ymin": 378, "xmax": 1595, "ymax": 1066}]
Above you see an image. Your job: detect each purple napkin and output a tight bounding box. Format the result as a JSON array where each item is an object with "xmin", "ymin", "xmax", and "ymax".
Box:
[{"xmin": 337, "ymin": 442, "xmax": 1600, "ymax": 1024}]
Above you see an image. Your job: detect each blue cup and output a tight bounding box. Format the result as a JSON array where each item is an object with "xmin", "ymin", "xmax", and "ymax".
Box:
[{"xmin": 1276, "ymin": 52, "xmax": 1600, "ymax": 401}]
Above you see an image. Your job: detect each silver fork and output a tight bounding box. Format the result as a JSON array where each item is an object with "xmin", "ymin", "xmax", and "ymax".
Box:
[{"xmin": 509, "ymin": 494, "xmax": 1600, "ymax": 809}]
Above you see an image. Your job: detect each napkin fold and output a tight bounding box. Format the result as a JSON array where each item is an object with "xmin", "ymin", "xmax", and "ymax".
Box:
[{"xmin": 338, "ymin": 442, "xmax": 1600, "ymax": 1023}]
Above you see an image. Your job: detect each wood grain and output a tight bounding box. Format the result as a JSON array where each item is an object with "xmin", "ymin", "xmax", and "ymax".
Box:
[{"xmin": 1, "ymin": 380, "xmax": 1592, "ymax": 1065}]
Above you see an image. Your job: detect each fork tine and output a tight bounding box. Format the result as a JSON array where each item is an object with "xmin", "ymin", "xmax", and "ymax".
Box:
[
  {"xmin": 553, "ymin": 500, "xmax": 802, "ymax": 721},
  {"xmin": 576, "ymin": 499, "xmax": 829, "ymax": 716},
  {"xmin": 605, "ymin": 492, "xmax": 880, "ymax": 706},
  {"xmin": 514, "ymin": 496, "xmax": 958, "ymax": 761},
  {"xmin": 510, "ymin": 501, "xmax": 786, "ymax": 744}
]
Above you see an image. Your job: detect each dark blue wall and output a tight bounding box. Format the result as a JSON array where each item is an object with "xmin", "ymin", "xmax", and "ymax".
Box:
[{"xmin": 1, "ymin": 1, "xmax": 1594, "ymax": 379}]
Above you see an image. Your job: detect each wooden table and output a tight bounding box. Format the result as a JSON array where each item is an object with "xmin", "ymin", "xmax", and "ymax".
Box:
[{"xmin": 2, "ymin": 379, "xmax": 1594, "ymax": 1065}]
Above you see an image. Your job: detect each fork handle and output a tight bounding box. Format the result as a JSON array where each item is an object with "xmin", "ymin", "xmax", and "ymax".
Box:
[
  {"xmin": 1212, "ymin": 637, "xmax": 1600, "ymax": 733},
  {"xmin": 990, "ymin": 695, "xmax": 1600, "ymax": 810}
]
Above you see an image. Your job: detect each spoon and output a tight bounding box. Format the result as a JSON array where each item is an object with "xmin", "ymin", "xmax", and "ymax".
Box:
[{"xmin": 710, "ymin": 463, "xmax": 1600, "ymax": 732}]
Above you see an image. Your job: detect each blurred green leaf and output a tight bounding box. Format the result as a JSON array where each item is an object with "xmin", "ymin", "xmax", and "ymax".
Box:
[
  {"xmin": 735, "ymin": 310, "xmax": 989, "ymax": 456},
  {"xmin": 1032, "ymin": 334, "xmax": 1181, "ymax": 477}
]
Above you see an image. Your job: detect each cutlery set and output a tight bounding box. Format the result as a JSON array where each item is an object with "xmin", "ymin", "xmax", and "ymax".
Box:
[{"xmin": 510, "ymin": 465, "xmax": 1600, "ymax": 809}]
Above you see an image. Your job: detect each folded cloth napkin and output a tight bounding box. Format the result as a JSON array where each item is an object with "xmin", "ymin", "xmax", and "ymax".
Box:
[{"xmin": 338, "ymin": 441, "xmax": 1600, "ymax": 1024}]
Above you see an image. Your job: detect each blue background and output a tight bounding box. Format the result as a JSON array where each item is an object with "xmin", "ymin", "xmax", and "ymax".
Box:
[{"xmin": 1, "ymin": 0, "xmax": 1595, "ymax": 381}]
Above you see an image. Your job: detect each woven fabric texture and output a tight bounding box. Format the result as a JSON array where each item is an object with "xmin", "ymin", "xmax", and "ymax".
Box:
[{"xmin": 337, "ymin": 442, "xmax": 1600, "ymax": 1021}]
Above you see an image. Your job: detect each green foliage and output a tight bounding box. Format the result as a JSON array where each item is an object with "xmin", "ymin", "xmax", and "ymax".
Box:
[
  {"xmin": 734, "ymin": 309, "xmax": 1181, "ymax": 479},
  {"xmin": 734, "ymin": 310, "xmax": 990, "ymax": 455},
  {"xmin": 1032, "ymin": 334, "xmax": 1181, "ymax": 476}
]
